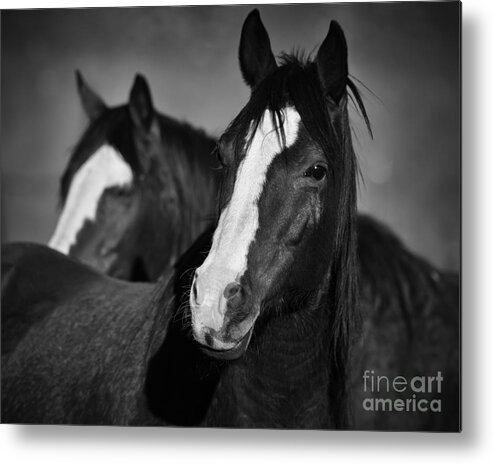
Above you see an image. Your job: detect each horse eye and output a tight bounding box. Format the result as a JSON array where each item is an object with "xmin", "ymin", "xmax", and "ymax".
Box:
[{"xmin": 304, "ymin": 164, "xmax": 327, "ymax": 181}]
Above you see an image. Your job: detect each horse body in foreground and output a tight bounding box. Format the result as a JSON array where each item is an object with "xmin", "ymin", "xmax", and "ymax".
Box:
[
  {"xmin": 1, "ymin": 216, "xmax": 458, "ymax": 429},
  {"xmin": 48, "ymin": 72, "xmax": 218, "ymax": 281},
  {"xmin": 1, "ymin": 10, "xmax": 459, "ymax": 430}
]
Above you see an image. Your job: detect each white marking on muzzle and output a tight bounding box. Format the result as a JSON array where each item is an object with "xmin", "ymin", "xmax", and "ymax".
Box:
[
  {"xmin": 191, "ymin": 107, "xmax": 301, "ymax": 335},
  {"xmin": 48, "ymin": 144, "xmax": 133, "ymax": 255}
]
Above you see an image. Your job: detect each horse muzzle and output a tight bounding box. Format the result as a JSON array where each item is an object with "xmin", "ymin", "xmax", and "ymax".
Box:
[{"xmin": 190, "ymin": 275, "xmax": 259, "ymax": 359}]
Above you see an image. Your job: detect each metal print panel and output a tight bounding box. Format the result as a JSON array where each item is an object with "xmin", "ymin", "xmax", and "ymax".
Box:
[{"xmin": 1, "ymin": 2, "xmax": 461, "ymax": 431}]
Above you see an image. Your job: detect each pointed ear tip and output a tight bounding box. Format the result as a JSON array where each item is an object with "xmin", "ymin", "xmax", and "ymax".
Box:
[
  {"xmin": 329, "ymin": 20, "xmax": 345, "ymax": 35},
  {"xmin": 245, "ymin": 8, "xmax": 261, "ymax": 25},
  {"xmin": 133, "ymin": 73, "xmax": 148, "ymax": 88}
]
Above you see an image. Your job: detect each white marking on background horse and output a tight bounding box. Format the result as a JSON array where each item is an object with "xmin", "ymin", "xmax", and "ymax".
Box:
[
  {"xmin": 48, "ymin": 145, "xmax": 133, "ymax": 254},
  {"xmin": 191, "ymin": 107, "xmax": 301, "ymax": 334}
]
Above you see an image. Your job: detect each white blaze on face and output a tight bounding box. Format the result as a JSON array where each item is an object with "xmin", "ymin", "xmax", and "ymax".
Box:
[
  {"xmin": 48, "ymin": 144, "xmax": 133, "ymax": 255},
  {"xmin": 191, "ymin": 107, "xmax": 301, "ymax": 338}
]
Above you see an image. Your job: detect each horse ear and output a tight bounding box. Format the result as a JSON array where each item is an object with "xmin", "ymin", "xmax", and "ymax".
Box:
[
  {"xmin": 129, "ymin": 74, "xmax": 155, "ymax": 132},
  {"xmin": 316, "ymin": 21, "xmax": 348, "ymax": 104},
  {"xmin": 239, "ymin": 9, "xmax": 277, "ymax": 88},
  {"xmin": 76, "ymin": 70, "xmax": 107, "ymax": 121}
]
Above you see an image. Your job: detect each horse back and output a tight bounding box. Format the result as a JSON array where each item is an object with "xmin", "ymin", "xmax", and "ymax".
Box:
[
  {"xmin": 1, "ymin": 243, "xmax": 163, "ymax": 425},
  {"xmin": 2, "ymin": 243, "xmax": 114, "ymax": 354}
]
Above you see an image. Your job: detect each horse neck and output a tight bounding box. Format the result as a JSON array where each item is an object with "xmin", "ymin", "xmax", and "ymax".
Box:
[
  {"xmin": 160, "ymin": 127, "xmax": 217, "ymax": 229},
  {"xmin": 135, "ymin": 138, "xmax": 218, "ymax": 281},
  {"xmin": 206, "ymin": 283, "xmax": 338, "ymax": 429}
]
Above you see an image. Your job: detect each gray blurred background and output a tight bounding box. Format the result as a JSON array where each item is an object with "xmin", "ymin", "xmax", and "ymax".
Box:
[{"xmin": 1, "ymin": 2, "xmax": 460, "ymax": 271}]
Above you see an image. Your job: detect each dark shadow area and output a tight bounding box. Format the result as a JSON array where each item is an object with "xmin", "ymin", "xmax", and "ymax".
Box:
[{"xmin": 144, "ymin": 225, "xmax": 223, "ymax": 425}]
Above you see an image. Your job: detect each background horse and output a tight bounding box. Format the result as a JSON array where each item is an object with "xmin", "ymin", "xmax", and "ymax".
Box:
[
  {"xmin": 48, "ymin": 72, "xmax": 218, "ymax": 281},
  {"xmin": 1, "ymin": 10, "xmax": 459, "ymax": 431}
]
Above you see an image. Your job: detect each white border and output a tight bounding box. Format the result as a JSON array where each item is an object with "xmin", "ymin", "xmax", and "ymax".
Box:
[{"xmin": 2, "ymin": 0, "xmax": 492, "ymax": 463}]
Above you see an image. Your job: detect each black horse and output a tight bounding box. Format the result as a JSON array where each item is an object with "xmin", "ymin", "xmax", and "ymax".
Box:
[
  {"xmin": 48, "ymin": 72, "xmax": 218, "ymax": 281},
  {"xmin": 1, "ymin": 11, "xmax": 459, "ymax": 430}
]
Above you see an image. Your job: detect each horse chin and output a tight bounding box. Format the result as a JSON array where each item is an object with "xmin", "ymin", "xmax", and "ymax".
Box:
[{"xmin": 198, "ymin": 327, "xmax": 254, "ymax": 361}]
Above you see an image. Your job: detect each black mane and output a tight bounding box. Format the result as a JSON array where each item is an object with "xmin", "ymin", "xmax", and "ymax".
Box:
[
  {"xmin": 228, "ymin": 53, "xmax": 370, "ymax": 161},
  {"xmin": 59, "ymin": 105, "xmax": 216, "ymax": 205}
]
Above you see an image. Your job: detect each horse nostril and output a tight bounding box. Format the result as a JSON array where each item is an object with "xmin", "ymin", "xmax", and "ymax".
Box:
[
  {"xmin": 224, "ymin": 282, "xmax": 241, "ymax": 300},
  {"xmin": 223, "ymin": 282, "xmax": 247, "ymax": 312},
  {"xmin": 192, "ymin": 278, "xmax": 198, "ymax": 305}
]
